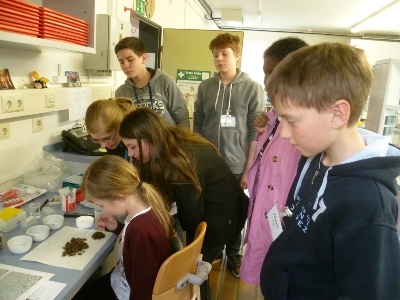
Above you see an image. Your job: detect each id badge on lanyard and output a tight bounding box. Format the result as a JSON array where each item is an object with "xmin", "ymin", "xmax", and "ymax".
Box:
[
  {"xmin": 220, "ymin": 114, "xmax": 236, "ymax": 127},
  {"xmin": 267, "ymin": 204, "xmax": 283, "ymax": 240}
]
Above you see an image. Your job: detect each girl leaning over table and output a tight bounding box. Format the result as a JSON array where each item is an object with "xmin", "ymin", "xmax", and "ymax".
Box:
[
  {"xmin": 85, "ymin": 97, "xmax": 184, "ymax": 250},
  {"xmin": 119, "ymin": 107, "xmax": 249, "ymax": 300},
  {"xmin": 85, "ymin": 97, "xmax": 136, "ymax": 160},
  {"xmin": 72, "ymin": 155, "xmax": 175, "ymax": 300}
]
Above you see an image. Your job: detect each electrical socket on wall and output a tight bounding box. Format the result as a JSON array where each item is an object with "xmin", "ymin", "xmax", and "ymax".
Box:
[
  {"xmin": 0, "ymin": 122, "xmax": 10, "ymax": 140},
  {"xmin": 32, "ymin": 117, "xmax": 43, "ymax": 133},
  {"xmin": 45, "ymin": 93, "xmax": 55, "ymax": 108},
  {"xmin": 1, "ymin": 96, "xmax": 24, "ymax": 112}
]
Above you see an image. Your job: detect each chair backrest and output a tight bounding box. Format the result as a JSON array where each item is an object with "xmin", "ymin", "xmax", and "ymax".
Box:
[{"xmin": 152, "ymin": 221, "xmax": 207, "ymax": 300}]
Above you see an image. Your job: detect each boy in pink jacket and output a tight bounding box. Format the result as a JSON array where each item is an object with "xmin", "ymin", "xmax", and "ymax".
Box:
[{"xmin": 240, "ymin": 37, "xmax": 308, "ymax": 284}]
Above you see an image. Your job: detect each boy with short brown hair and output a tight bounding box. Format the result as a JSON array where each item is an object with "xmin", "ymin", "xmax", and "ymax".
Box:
[
  {"xmin": 193, "ymin": 32, "xmax": 265, "ymax": 279},
  {"xmin": 260, "ymin": 42, "xmax": 400, "ymax": 299},
  {"xmin": 114, "ymin": 37, "xmax": 189, "ymax": 128}
]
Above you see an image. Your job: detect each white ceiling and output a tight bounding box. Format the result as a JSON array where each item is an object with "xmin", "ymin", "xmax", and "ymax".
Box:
[{"xmin": 200, "ymin": 0, "xmax": 400, "ymax": 41}]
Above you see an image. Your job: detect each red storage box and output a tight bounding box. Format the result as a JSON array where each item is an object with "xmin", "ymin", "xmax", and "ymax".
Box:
[
  {"xmin": 40, "ymin": 18, "xmax": 88, "ymax": 34},
  {"xmin": 39, "ymin": 7, "xmax": 88, "ymax": 28},
  {"xmin": 0, "ymin": 24, "xmax": 38, "ymax": 37},
  {"xmin": 0, "ymin": 0, "xmax": 39, "ymax": 37},
  {"xmin": 39, "ymin": 7, "xmax": 89, "ymax": 46}
]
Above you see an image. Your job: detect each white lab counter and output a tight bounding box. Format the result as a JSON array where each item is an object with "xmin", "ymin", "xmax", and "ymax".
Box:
[{"xmin": 1, "ymin": 193, "xmax": 117, "ymax": 300}]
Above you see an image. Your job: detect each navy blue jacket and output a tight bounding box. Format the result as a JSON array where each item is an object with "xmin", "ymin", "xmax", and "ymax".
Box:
[{"xmin": 260, "ymin": 148, "xmax": 400, "ymax": 299}]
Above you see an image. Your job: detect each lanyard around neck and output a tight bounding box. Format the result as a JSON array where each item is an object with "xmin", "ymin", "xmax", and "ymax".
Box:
[
  {"xmin": 258, "ymin": 117, "xmax": 281, "ymax": 159},
  {"xmin": 133, "ymin": 82, "xmax": 153, "ymax": 108}
]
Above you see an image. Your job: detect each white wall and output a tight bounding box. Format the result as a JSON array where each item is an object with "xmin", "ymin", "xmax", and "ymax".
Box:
[
  {"xmin": 152, "ymin": 0, "xmax": 214, "ymax": 30},
  {"xmin": 351, "ymin": 39, "xmax": 400, "ymax": 65},
  {"xmin": 1, "ymin": 49, "xmax": 85, "ymax": 89}
]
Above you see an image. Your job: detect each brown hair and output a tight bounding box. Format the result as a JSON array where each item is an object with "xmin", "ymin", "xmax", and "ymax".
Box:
[
  {"xmin": 209, "ymin": 33, "xmax": 241, "ymax": 55},
  {"xmin": 266, "ymin": 42, "xmax": 372, "ymax": 126},
  {"xmin": 119, "ymin": 108, "xmax": 219, "ymax": 208},
  {"xmin": 114, "ymin": 37, "xmax": 146, "ymax": 56}
]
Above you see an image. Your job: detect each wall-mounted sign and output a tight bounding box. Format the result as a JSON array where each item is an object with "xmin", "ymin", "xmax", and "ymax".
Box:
[
  {"xmin": 176, "ymin": 69, "xmax": 210, "ymax": 118},
  {"xmin": 135, "ymin": 0, "xmax": 146, "ymax": 16}
]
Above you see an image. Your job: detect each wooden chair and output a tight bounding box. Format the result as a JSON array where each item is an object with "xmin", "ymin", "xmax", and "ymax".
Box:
[{"xmin": 152, "ymin": 221, "xmax": 211, "ymax": 300}]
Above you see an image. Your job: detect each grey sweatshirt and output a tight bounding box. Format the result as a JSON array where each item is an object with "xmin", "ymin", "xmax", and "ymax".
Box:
[
  {"xmin": 115, "ymin": 68, "xmax": 189, "ymax": 127},
  {"xmin": 193, "ymin": 69, "xmax": 265, "ymax": 174}
]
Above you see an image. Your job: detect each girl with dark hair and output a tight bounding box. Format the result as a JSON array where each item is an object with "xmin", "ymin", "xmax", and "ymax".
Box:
[
  {"xmin": 241, "ymin": 37, "xmax": 308, "ymax": 284},
  {"xmin": 119, "ymin": 107, "xmax": 248, "ymax": 300}
]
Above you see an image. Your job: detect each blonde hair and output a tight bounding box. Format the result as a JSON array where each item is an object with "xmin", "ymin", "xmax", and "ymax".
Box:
[
  {"xmin": 81, "ymin": 155, "xmax": 176, "ymax": 240},
  {"xmin": 85, "ymin": 97, "xmax": 135, "ymax": 135},
  {"xmin": 267, "ymin": 42, "xmax": 372, "ymax": 126}
]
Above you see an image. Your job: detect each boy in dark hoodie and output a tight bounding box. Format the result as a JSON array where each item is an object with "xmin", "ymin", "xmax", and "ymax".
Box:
[{"xmin": 260, "ymin": 42, "xmax": 400, "ymax": 299}]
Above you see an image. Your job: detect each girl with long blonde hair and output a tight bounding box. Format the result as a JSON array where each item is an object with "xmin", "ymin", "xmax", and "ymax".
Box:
[{"xmin": 73, "ymin": 155, "xmax": 174, "ymax": 300}]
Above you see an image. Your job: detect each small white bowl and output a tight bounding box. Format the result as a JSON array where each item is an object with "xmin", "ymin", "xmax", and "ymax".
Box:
[
  {"xmin": 26, "ymin": 225, "xmax": 50, "ymax": 242},
  {"xmin": 8, "ymin": 235, "xmax": 33, "ymax": 254},
  {"xmin": 43, "ymin": 214, "xmax": 64, "ymax": 230},
  {"xmin": 76, "ymin": 216, "xmax": 94, "ymax": 229}
]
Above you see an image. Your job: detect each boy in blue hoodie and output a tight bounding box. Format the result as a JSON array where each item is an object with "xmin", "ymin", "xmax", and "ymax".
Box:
[{"xmin": 260, "ymin": 42, "xmax": 400, "ymax": 299}]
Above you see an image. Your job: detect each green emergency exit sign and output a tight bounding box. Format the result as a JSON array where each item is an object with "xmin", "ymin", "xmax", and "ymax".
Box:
[{"xmin": 135, "ymin": 0, "xmax": 146, "ymax": 16}]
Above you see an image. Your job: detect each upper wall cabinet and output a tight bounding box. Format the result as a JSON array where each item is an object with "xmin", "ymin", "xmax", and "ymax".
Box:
[
  {"xmin": 83, "ymin": 14, "xmax": 131, "ymax": 70},
  {"xmin": 84, "ymin": 12, "xmax": 162, "ymax": 71},
  {"xmin": 0, "ymin": 0, "xmax": 96, "ymax": 54}
]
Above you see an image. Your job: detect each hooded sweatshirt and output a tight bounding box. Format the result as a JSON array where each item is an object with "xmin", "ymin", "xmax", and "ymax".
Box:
[
  {"xmin": 260, "ymin": 129, "xmax": 400, "ymax": 299},
  {"xmin": 193, "ymin": 69, "xmax": 265, "ymax": 175},
  {"xmin": 115, "ymin": 68, "xmax": 189, "ymax": 127}
]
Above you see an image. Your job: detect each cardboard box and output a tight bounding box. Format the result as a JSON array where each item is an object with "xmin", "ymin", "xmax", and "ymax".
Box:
[{"xmin": 59, "ymin": 187, "xmax": 76, "ymax": 212}]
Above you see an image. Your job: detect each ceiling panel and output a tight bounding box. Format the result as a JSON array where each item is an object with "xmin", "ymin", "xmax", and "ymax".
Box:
[{"xmin": 202, "ymin": 0, "xmax": 400, "ymax": 39}]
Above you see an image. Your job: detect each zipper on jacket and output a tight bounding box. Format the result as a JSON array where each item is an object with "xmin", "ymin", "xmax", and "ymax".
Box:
[
  {"xmin": 217, "ymin": 85, "xmax": 227, "ymax": 151},
  {"xmin": 311, "ymin": 171, "xmax": 319, "ymax": 184}
]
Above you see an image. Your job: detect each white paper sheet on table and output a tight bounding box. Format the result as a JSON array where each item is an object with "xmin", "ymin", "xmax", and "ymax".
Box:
[
  {"xmin": 0, "ymin": 263, "xmax": 54, "ymax": 300},
  {"xmin": 27, "ymin": 281, "xmax": 67, "ymax": 300},
  {"xmin": 20, "ymin": 226, "xmax": 114, "ymax": 270}
]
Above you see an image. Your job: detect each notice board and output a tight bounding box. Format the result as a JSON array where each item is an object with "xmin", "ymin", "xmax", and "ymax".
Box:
[{"xmin": 161, "ymin": 29, "xmax": 244, "ymax": 80}]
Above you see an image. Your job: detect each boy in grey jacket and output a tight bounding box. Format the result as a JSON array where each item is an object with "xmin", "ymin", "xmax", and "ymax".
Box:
[
  {"xmin": 193, "ymin": 33, "xmax": 265, "ymax": 278},
  {"xmin": 115, "ymin": 37, "xmax": 189, "ymax": 128}
]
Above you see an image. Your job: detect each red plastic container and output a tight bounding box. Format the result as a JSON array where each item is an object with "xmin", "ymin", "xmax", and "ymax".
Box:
[
  {"xmin": 38, "ymin": 7, "xmax": 89, "ymax": 46},
  {"xmin": 0, "ymin": 0, "xmax": 39, "ymax": 36}
]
